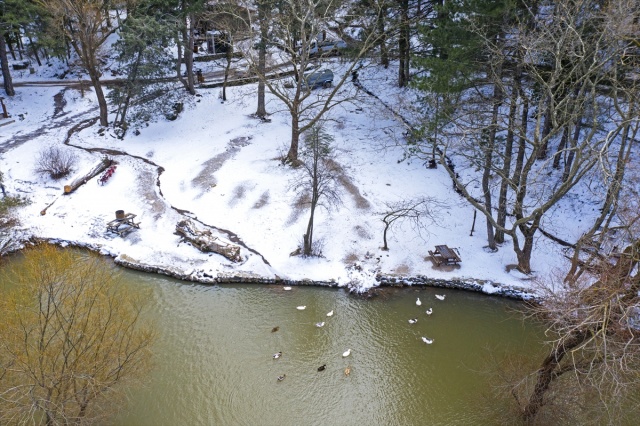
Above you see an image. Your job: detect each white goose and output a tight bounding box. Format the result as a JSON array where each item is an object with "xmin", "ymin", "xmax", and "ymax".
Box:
[
  {"xmin": 342, "ymin": 348, "xmax": 352, "ymax": 357},
  {"xmin": 408, "ymin": 318, "xmax": 418, "ymax": 324},
  {"xmin": 416, "ymin": 297, "xmax": 422, "ymax": 306},
  {"xmin": 421, "ymin": 337, "xmax": 434, "ymax": 345},
  {"xmin": 425, "ymin": 308, "xmax": 433, "ymax": 315},
  {"xmin": 296, "ymin": 305, "xmax": 306, "ymax": 310},
  {"xmin": 326, "ymin": 310, "xmax": 334, "ymax": 317},
  {"xmin": 435, "ymin": 294, "xmax": 446, "ymax": 301}
]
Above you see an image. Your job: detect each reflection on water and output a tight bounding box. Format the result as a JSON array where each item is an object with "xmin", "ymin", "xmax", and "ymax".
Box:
[{"xmin": 0, "ymin": 256, "xmax": 545, "ymax": 425}]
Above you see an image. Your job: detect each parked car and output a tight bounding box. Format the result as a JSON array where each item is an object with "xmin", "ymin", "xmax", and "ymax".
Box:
[
  {"xmin": 307, "ymin": 39, "xmax": 348, "ymax": 57},
  {"xmin": 301, "ymin": 69, "xmax": 334, "ymax": 89}
]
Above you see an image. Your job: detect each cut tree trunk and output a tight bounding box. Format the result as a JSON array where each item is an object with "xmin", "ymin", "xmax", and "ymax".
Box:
[
  {"xmin": 175, "ymin": 219, "xmax": 242, "ymax": 262},
  {"xmin": 63, "ymin": 158, "xmax": 113, "ymax": 194}
]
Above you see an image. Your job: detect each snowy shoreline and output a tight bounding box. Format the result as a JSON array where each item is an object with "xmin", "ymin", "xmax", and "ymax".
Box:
[{"xmin": 12, "ymin": 235, "xmax": 538, "ymax": 302}]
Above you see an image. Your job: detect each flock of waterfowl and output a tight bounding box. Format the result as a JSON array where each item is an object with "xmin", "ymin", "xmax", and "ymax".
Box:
[
  {"xmin": 270, "ymin": 288, "xmax": 448, "ymax": 382},
  {"xmin": 271, "ymin": 291, "xmax": 349, "ymax": 382},
  {"xmin": 415, "ymin": 294, "xmax": 446, "ymax": 345}
]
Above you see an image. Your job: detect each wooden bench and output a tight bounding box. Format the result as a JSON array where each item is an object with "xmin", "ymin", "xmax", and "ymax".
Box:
[
  {"xmin": 106, "ymin": 213, "xmax": 140, "ymax": 237},
  {"xmin": 429, "ymin": 244, "xmax": 461, "ymax": 266}
]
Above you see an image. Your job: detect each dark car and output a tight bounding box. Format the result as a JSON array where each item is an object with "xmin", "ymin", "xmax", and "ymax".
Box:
[{"xmin": 301, "ymin": 69, "xmax": 334, "ymax": 89}]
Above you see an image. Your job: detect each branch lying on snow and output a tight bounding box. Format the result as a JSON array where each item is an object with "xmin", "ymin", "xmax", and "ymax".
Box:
[{"xmin": 175, "ymin": 219, "xmax": 243, "ymax": 263}]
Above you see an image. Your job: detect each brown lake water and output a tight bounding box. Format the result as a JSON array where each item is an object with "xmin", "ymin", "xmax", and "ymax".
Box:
[{"xmin": 1, "ymin": 256, "xmax": 546, "ymax": 425}]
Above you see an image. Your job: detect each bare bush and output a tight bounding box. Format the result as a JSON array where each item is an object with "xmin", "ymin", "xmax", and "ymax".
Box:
[{"xmin": 35, "ymin": 146, "xmax": 78, "ymax": 180}]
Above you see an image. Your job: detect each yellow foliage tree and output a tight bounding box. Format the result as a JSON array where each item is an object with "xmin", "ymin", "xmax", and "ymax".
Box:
[{"xmin": 0, "ymin": 245, "xmax": 155, "ymax": 425}]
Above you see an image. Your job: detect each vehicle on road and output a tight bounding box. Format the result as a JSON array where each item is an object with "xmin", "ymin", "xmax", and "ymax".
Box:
[
  {"xmin": 301, "ymin": 69, "xmax": 334, "ymax": 90},
  {"xmin": 306, "ymin": 39, "xmax": 348, "ymax": 57}
]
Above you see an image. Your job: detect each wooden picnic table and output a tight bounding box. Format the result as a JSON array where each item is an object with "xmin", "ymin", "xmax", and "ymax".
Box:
[
  {"xmin": 106, "ymin": 213, "xmax": 140, "ymax": 237},
  {"xmin": 429, "ymin": 244, "xmax": 462, "ymax": 266}
]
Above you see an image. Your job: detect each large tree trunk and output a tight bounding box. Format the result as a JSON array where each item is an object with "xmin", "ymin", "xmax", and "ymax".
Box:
[
  {"xmin": 286, "ymin": 110, "xmax": 301, "ymax": 164},
  {"xmin": 397, "ymin": 0, "xmax": 410, "ymax": 87},
  {"xmin": 496, "ymin": 71, "xmax": 519, "ymax": 244},
  {"xmin": 377, "ymin": 7, "xmax": 389, "ymax": 68},
  {"xmin": 178, "ymin": 3, "xmax": 195, "ymax": 96},
  {"xmin": 255, "ymin": 2, "xmax": 268, "ymax": 117},
  {"xmin": 0, "ymin": 33, "xmax": 15, "ymax": 96},
  {"xmin": 522, "ymin": 330, "xmax": 589, "ymax": 423},
  {"xmin": 87, "ymin": 65, "xmax": 108, "ymax": 126},
  {"xmin": 482, "ymin": 80, "xmax": 502, "ymax": 251}
]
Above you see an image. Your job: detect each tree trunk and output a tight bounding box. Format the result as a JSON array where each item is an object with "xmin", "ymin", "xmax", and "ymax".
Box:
[
  {"xmin": 5, "ymin": 33, "xmax": 16, "ymax": 60},
  {"xmin": 0, "ymin": 33, "xmax": 15, "ymax": 96},
  {"xmin": 382, "ymin": 222, "xmax": 390, "ymax": 250},
  {"xmin": 552, "ymin": 126, "xmax": 569, "ymax": 169},
  {"xmin": 561, "ymin": 120, "xmax": 581, "ymax": 183},
  {"xmin": 87, "ymin": 65, "xmax": 108, "ymax": 126},
  {"xmin": 397, "ymin": 0, "xmax": 410, "ymax": 87},
  {"xmin": 286, "ymin": 113, "xmax": 301, "ymax": 163},
  {"xmin": 482, "ymin": 81, "xmax": 502, "ymax": 250},
  {"xmin": 377, "ymin": 7, "xmax": 389, "ymax": 68},
  {"xmin": 255, "ymin": 2, "xmax": 268, "ymax": 117},
  {"xmin": 182, "ymin": 16, "xmax": 196, "ymax": 95},
  {"xmin": 222, "ymin": 44, "xmax": 232, "ymax": 101},
  {"xmin": 27, "ymin": 33, "xmax": 42, "ymax": 66},
  {"xmin": 512, "ymin": 96, "xmax": 528, "ymax": 190},
  {"xmin": 304, "ymin": 197, "xmax": 318, "ymax": 256},
  {"xmin": 522, "ymin": 331, "xmax": 589, "ymax": 423},
  {"xmin": 537, "ymin": 96, "xmax": 552, "ymax": 160},
  {"xmin": 496, "ymin": 73, "xmax": 519, "ymax": 244}
]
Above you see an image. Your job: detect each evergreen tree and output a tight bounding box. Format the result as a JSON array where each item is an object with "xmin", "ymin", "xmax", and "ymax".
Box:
[{"xmin": 110, "ymin": 0, "xmax": 182, "ymax": 136}]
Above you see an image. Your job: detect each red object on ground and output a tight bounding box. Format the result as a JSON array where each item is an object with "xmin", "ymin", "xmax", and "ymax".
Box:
[{"xmin": 98, "ymin": 165, "xmax": 117, "ymax": 185}]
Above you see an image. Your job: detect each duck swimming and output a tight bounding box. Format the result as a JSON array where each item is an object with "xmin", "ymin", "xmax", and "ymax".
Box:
[
  {"xmin": 435, "ymin": 294, "xmax": 446, "ymax": 301},
  {"xmin": 408, "ymin": 318, "xmax": 418, "ymax": 324},
  {"xmin": 326, "ymin": 310, "xmax": 334, "ymax": 317},
  {"xmin": 271, "ymin": 326, "xmax": 280, "ymax": 333},
  {"xmin": 273, "ymin": 352, "xmax": 282, "ymax": 359},
  {"xmin": 416, "ymin": 298, "xmax": 422, "ymax": 306},
  {"xmin": 283, "ymin": 286, "xmax": 292, "ymax": 291},
  {"xmin": 425, "ymin": 308, "xmax": 433, "ymax": 315},
  {"xmin": 315, "ymin": 322, "xmax": 325, "ymax": 327},
  {"xmin": 344, "ymin": 366, "xmax": 351, "ymax": 377},
  {"xmin": 342, "ymin": 349, "xmax": 352, "ymax": 357},
  {"xmin": 317, "ymin": 364, "xmax": 327, "ymax": 372},
  {"xmin": 277, "ymin": 374, "xmax": 286, "ymax": 381},
  {"xmin": 421, "ymin": 337, "xmax": 434, "ymax": 344},
  {"xmin": 296, "ymin": 306, "xmax": 306, "ymax": 310}
]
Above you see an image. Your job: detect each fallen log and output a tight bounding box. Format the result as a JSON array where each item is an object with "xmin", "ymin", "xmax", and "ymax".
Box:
[
  {"xmin": 64, "ymin": 157, "xmax": 114, "ymax": 194},
  {"xmin": 175, "ymin": 219, "xmax": 242, "ymax": 263}
]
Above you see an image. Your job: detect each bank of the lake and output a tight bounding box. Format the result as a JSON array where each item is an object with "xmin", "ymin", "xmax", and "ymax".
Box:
[{"xmin": 15, "ymin": 236, "xmax": 541, "ymax": 301}]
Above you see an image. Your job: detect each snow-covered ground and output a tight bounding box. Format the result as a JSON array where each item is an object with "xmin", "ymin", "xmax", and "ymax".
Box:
[{"xmin": 0, "ymin": 58, "xmax": 574, "ymax": 295}]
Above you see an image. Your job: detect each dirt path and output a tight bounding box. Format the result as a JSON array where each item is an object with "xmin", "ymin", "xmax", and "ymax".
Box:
[{"xmin": 0, "ymin": 97, "xmax": 99, "ymax": 155}]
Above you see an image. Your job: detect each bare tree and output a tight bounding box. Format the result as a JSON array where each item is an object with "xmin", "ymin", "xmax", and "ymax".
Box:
[
  {"xmin": 434, "ymin": 0, "xmax": 639, "ymax": 273},
  {"xmin": 380, "ymin": 196, "xmax": 446, "ymax": 250},
  {"xmin": 508, "ymin": 234, "xmax": 640, "ymax": 424},
  {"xmin": 239, "ymin": 0, "xmax": 387, "ymax": 164},
  {"xmin": 291, "ymin": 123, "xmax": 341, "ymax": 257},
  {"xmin": 0, "ymin": 245, "xmax": 155, "ymax": 425},
  {"xmin": 39, "ymin": 0, "xmax": 130, "ymax": 126}
]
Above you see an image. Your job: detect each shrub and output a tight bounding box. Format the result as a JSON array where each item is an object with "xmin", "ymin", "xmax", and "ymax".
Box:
[{"xmin": 35, "ymin": 146, "xmax": 78, "ymax": 180}]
